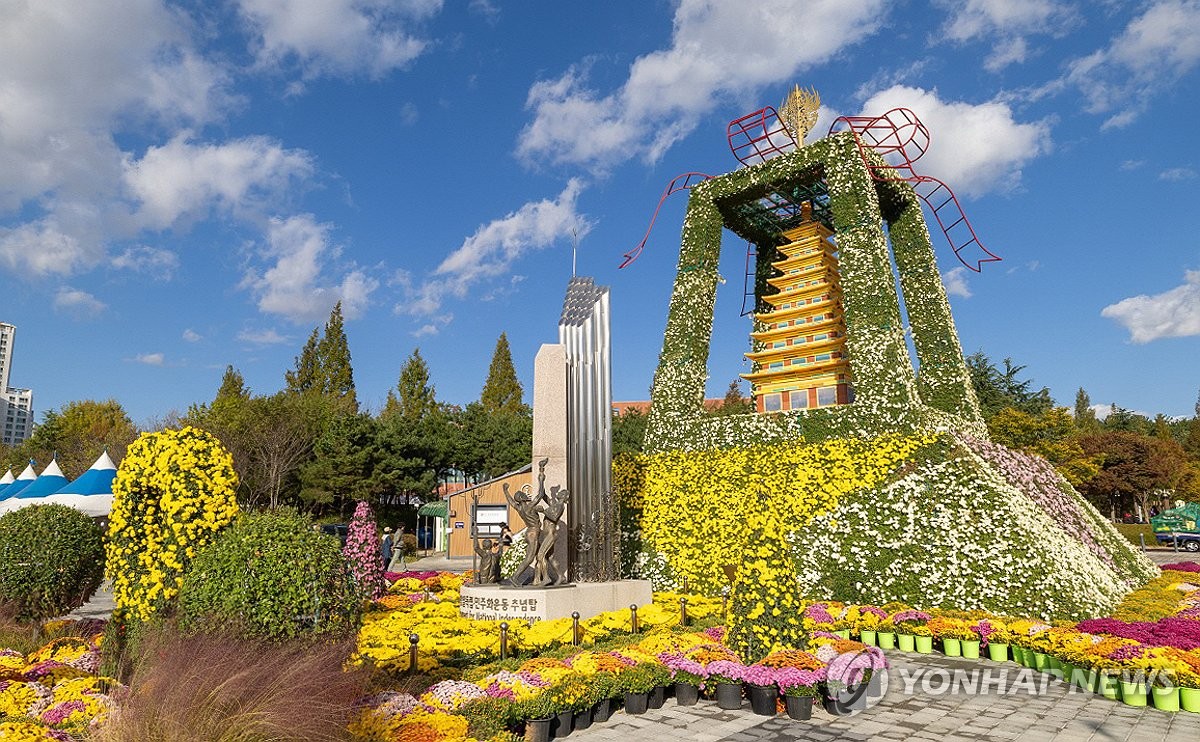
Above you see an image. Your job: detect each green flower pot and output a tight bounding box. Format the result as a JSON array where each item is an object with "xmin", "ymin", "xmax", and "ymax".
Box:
[
  {"xmin": 1060, "ymin": 662, "xmax": 1078, "ymax": 685},
  {"xmin": 987, "ymin": 643, "xmax": 1009, "ymax": 662},
  {"xmin": 1032, "ymin": 652, "xmax": 1049, "ymax": 672},
  {"xmin": 835, "ymin": 629, "xmax": 851, "ymax": 640},
  {"xmin": 1046, "ymin": 656, "xmax": 1063, "ymax": 679},
  {"xmin": 877, "ymin": 632, "xmax": 896, "ymax": 650},
  {"xmin": 943, "ymin": 637, "xmax": 962, "ymax": 657},
  {"xmin": 961, "ymin": 640, "xmax": 980, "ymax": 659},
  {"xmin": 1180, "ymin": 686, "xmax": 1200, "ymax": 713},
  {"xmin": 1119, "ymin": 680, "xmax": 1148, "ymax": 707},
  {"xmin": 915, "ymin": 636, "xmax": 933, "ymax": 654},
  {"xmin": 1152, "ymin": 686, "xmax": 1180, "ymax": 712},
  {"xmin": 860, "ymin": 630, "xmax": 877, "ymax": 646},
  {"xmin": 1099, "ymin": 674, "xmax": 1120, "ymax": 700},
  {"xmin": 1012, "ymin": 647, "xmax": 1027, "ymax": 666},
  {"xmin": 897, "ymin": 633, "xmax": 916, "ymax": 652},
  {"xmin": 1085, "ymin": 669, "xmax": 1100, "ymax": 693}
]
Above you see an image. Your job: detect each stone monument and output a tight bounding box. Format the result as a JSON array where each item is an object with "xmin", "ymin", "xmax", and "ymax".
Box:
[{"xmin": 460, "ymin": 277, "xmax": 652, "ymax": 622}]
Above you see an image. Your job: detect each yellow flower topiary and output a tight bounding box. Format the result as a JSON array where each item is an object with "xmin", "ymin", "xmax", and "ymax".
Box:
[{"xmin": 105, "ymin": 426, "xmax": 239, "ymax": 621}]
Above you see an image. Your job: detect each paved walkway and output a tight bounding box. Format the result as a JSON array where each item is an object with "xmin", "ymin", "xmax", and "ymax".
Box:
[{"xmin": 571, "ymin": 653, "xmax": 1200, "ymax": 742}]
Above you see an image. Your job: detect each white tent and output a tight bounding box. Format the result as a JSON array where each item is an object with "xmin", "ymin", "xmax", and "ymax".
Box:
[
  {"xmin": 41, "ymin": 451, "xmax": 117, "ymax": 517},
  {"xmin": 0, "ymin": 469, "xmax": 14, "ymax": 499},
  {"xmin": 0, "ymin": 461, "xmax": 38, "ymax": 502}
]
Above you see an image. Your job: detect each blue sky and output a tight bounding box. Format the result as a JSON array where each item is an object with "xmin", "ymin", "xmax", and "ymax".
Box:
[{"xmin": 1, "ymin": 0, "xmax": 1199, "ymax": 429}]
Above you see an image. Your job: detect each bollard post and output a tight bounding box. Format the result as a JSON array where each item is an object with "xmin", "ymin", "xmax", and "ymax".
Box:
[
  {"xmin": 408, "ymin": 633, "xmax": 420, "ymax": 675},
  {"xmin": 572, "ymin": 611, "xmax": 582, "ymax": 646},
  {"xmin": 681, "ymin": 576, "xmax": 689, "ymax": 594},
  {"xmin": 499, "ymin": 622, "xmax": 509, "ymax": 660},
  {"xmin": 1175, "ymin": 534, "xmax": 1180, "ymax": 552},
  {"xmin": 630, "ymin": 604, "xmax": 639, "ymax": 634},
  {"xmin": 1139, "ymin": 533, "xmax": 1146, "ymax": 551},
  {"xmin": 680, "ymin": 596, "xmax": 689, "ymax": 626}
]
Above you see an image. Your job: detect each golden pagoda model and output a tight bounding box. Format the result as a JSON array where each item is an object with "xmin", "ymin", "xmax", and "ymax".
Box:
[{"xmin": 741, "ymin": 202, "xmax": 853, "ymax": 413}]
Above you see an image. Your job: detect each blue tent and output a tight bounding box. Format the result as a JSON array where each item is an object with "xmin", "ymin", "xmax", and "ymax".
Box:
[
  {"xmin": 12, "ymin": 458, "xmax": 69, "ymax": 500},
  {"xmin": 0, "ymin": 462, "xmax": 38, "ymax": 501},
  {"xmin": 44, "ymin": 451, "xmax": 117, "ymax": 517}
]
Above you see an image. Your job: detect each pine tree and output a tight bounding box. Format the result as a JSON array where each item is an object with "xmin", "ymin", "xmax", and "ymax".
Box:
[
  {"xmin": 215, "ymin": 365, "xmax": 249, "ymax": 403},
  {"xmin": 285, "ymin": 329, "xmax": 320, "ymax": 395},
  {"xmin": 480, "ymin": 333, "xmax": 525, "ymax": 414},
  {"xmin": 1074, "ymin": 387, "xmax": 1100, "ymax": 433},
  {"xmin": 1186, "ymin": 388, "xmax": 1200, "ymax": 460},
  {"xmin": 384, "ymin": 348, "xmax": 437, "ymax": 422},
  {"xmin": 318, "ymin": 302, "xmax": 358, "ymax": 412}
]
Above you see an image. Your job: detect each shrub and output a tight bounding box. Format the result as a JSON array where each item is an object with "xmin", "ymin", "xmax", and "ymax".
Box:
[
  {"xmin": 1114, "ymin": 523, "xmax": 1155, "ymax": 547},
  {"xmin": 106, "ymin": 427, "xmax": 239, "ymax": 622},
  {"xmin": 177, "ymin": 509, "xmax": 361, "ymax": 641},
  {"xmin": 92, "ymin": 627, "xmax": 367, "ymax": 742},
  {"xmin": 0, "ymin": 504, "xmax": 105, "ymax": 622}
]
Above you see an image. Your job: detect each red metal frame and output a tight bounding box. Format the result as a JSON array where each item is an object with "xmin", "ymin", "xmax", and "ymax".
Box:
[
  {"xmin": 619, "ymin": 172, "xmax": 712, "ymax": 269},
  {"xmin": 727, "ymin": 106, "xmax": 797, "ymax": 167},
  {"xmin": 829, "ymin": 108, "xmax": 1000, "ymax": 272}
]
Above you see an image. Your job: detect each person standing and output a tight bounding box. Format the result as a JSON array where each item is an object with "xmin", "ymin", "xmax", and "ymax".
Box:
[
  {"xmin": 388, "ymin": 525, "xmax": 409, "ymax": 573},
  {"xmin": 381, "ymin": 526, "xmax": 394, "ymax": 571}
]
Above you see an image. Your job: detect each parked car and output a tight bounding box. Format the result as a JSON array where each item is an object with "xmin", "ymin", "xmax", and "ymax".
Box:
[
  {"xmin": 1151, "ymin": 502, "xmax": 1200, "ymax": 552},
  {"xmin": 319, "ymin": 523, "xmax": 349, "ymax": 546}
]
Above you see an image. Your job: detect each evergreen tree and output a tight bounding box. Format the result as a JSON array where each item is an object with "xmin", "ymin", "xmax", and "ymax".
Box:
[
  {"xmin": 215, "ymin": 365, "xmax": 249, "ymax": 404},
  {"xmin": 1074, "ymin": 387, "xmax": 1100, "ymax": 433},
  {"xmin": 1187, "ymin": 389, "xmax": 1200, "ymax": 460},
  {"xmin": 480, "ymin": 333, "xmax": 525, "ymax": 414},
  {"xmin": 285, "ymin": 329, "xmax": 320, "ymax": 395},
  {"xmin": 317, "ymin": 302, "xmax": 358, "ymax": 413},
  {"xmin": 383, "ymin": 348, "xmax": 437, "ymax": 422},
  {"xmin": 711, "ymin": 380, "xmax": 754, "ymax": 416}
]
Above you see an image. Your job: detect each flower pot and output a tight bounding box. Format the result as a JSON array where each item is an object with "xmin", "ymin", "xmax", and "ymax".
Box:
[
  {"xmin": 915, "ymin": 636, "xmax": 933, "ymax": 654},
  {"xmin": 1083, "ymin": 669, "xmax": 1100, "ymax": 693},
  {"xmin": 1180, "ymin": 686, "xmax": 1200, "ymax": 713},
  {"xmin": 573, "ymin": 706, "xmax": 593, "ymax": 730},
  {"xmin": 987, "ymin": 642, "xmax": 1009, "ymax": 662},
  {"xmin": 525, "ymin": 716, "xmax": 552, "ymax": 742},
  {"xmin": 674, "ymin": 683, "xmax": 699, "ymax": 706},
  {"xmin": 784, "ymin": 695, "xmax": 813, "ymax": 721},
  {"xmin": 747, "ymin": 683, "xmax": 778, "ymax": 716},
  {"xmin": 1047, "ymin": 657, "xmax": 1063, "ymax": 679},
  {"xmin": 835, "ymin": 629, "xmax": 851, "ymax": 639},
  {"xmin": 897, "ymin": 633, "xmax": 916, "ymax": 652},
  {"xmin": 554, "ymin": 710, "xmax": 574, "ymax": 737},
  {"xmin": 715, "ymin": 682, "xmax": 742, "ymax": 710},
  {"xmin": 1032, "ymin": 652, "xmax": 1049, "ymax": 672},
  {"xmin": 877, "ymin": 632, "xmax": 896, "ymax": 649},
  {"xmin": 1013, "ymin": 647, "xmax": 1028, "ymax": 666},
  {"xmin": 1119, "ymin": 681, "xmax": 1147, "ymax": 707},
  {"xmin": 943, "ymin": 637, "xmax": 962, "ymax": 657},
  {"xmin": 823, "ymin": 692, "xmax": 860, "ymax": 716},
  {"xmin": 624, "ymin": 692, "xmax": 649, "ymax": 715},
  {"xmin": 1152, "ymin": 686, "xmax": 1180, "ymax": 712},
  {"xmin": 961, "ymin": 640, "xmax": 981, "ymax": 659},
  {"xmin": 860, "ymin": 630, "xmax": 877, "ymax": 646},
  {"xmin": 1099, "ymin": 674, "xmax": 1120, "ymax": 700},
  {"xmin": 648, "ymin": 685, "xmax": 666, "ymax": 709},
  {"xmin": 1060, "ymin": 661, "xmax": 1078, "ymax": 685},
  {"xmin": 592, "ymin": 699, "xmax": 613, "ymax": 723}
]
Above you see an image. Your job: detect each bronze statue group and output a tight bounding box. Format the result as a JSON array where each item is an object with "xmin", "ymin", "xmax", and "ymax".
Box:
[{"xmin": 475, "ymin": 458, "xmax": 570, "ymax": 587}]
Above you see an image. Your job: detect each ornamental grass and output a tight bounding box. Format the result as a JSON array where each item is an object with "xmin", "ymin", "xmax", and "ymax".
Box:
[{"xmin": 91, "ymin": 628, "xmax": 367, "ymax": 742}]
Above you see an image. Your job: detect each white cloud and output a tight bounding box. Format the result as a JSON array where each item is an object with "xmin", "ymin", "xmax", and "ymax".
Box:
[
  {"xmin": 517, "ymin": 0, "xmax": 886, "ymax": 169},
  {"xmin": 941, "ymin": 267, "xmax": 973, "ymax": 298},
  {"xmin": 235, "ymin": 0, "xmax": 443, "ymax": 80},
  {"xmin": 1101, "ymin": 269, "xmax": 1200, "ymax": 343},
  {"xmin": 134, "ymin": 352, "xmax": 165, "ymax": 366},
  {"xmin": 53, "ymin": 287, "xmax": 107, "ymax": 317},
  {"xmin": 182, "ymin": 329, "xmax": 203, "ymax": 343},
  {"xmin": 0, "ymin": 221, "xmax": 98, "ymax": 276},
  {"xmin": 936, "ymin": 0, "xmax": 1075, "ymax": 71},
  {"xmin": 854, "ymin": 86, "xmax": 1052, "ymax": 198},
  {"xmin": 111, "ymin": 246, "xmax": 180, "ymax": 280},
  {"xmin": 399, "ymin": 180, "xmax": 591, "ymax": 320},
  {"xmin": 1066, "ymin": 0, "xmax": 1200, "ymax": 128},
  {"xmin": 244, "ymin": 214, "xmax": 379, "ymax": 323},
  {"xmin": 236, "ymin": 327, "xmax": 290, "ymax": 345},
  {"xmin": 123, "ymin": 134, "xmax": 315, "ymax": 230},
  {"xmin": 1159, "ymin": 167, "xmax": 1197, "ymax": 181}
]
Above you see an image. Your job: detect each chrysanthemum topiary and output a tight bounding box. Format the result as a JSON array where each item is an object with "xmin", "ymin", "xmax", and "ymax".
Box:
[
  {"xmin": 344, "ymin": 500, "xmax": 386, "ymax": 600},
  {"xmin": 725, "ymin": 498, "xmax": 805, "ymax": 663},
  {"xmin": 105, "ymin": 426, "xmax": 239, "ymax": 622},
  {"xmin": 0, "ymin": 504, "xmax": 105, "ymax": 622},
  {"xmin": 177, "ymin": 509, "xmax": 361, "ymax": 640}
]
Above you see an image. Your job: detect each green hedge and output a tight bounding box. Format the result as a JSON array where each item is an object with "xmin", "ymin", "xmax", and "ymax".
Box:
[
  {"xmin": 1113, "ymin": 523, "xmax": 1155, "ymax": 547},
  {"xmin": 0, "ymin": 504, "xmax": 105, "ymax": 622}
]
